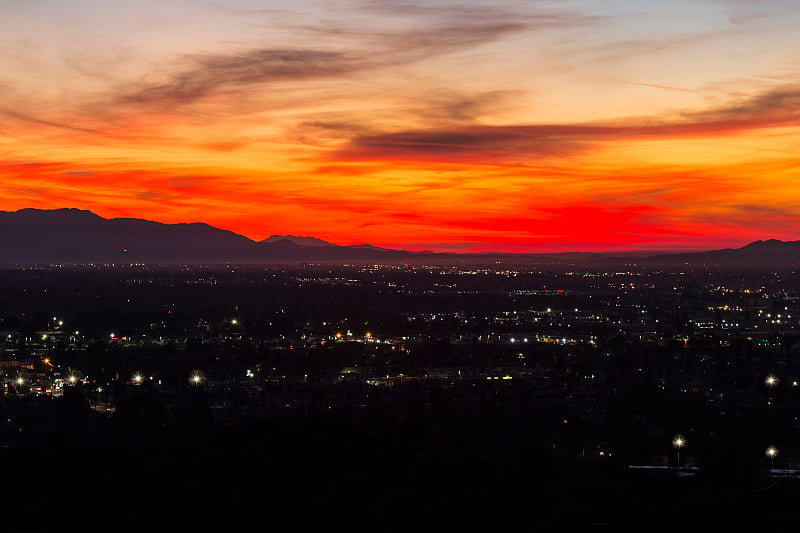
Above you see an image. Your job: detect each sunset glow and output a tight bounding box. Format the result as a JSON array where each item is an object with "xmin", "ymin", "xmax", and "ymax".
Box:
[{"xmin": 1, "ymin": 0, "xmax": 799, "ymax": 252}]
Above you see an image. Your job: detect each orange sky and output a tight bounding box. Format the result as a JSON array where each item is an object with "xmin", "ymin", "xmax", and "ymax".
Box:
[{"xmin": 1, "ymin": 0, "xmax": 799, "ymax": 252}]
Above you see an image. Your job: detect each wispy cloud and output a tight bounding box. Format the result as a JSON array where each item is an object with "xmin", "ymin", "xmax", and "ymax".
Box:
[
  {"xmin": 118, "ymin": 2, "xmax": 593, "ymax": 108},
  {"xmin": 121, "ymin": 49, "xmax": 365, "ymax": 106},
  {"xmin": 1, "ymin": 110, "xmax": 106, "ymax": 135},
  {"xmin": 631, "ymin": 82, "xmax": 696, "ymax": 93},
  {"xmin": 333, "ymin": 84, "xmax": 800, "ymax": 164}
]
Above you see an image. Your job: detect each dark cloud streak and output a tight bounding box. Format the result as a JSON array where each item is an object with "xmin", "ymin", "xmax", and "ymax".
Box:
[
  {"xmin": 335, "ymin": 85, "xmax": 800, "ymax": 163},
  {"xmin": 1, "ymin": 110, "xmax": 106, "ymax": 135},
  {"xmin": 121, "ymin": 49, "xmax": 363, "ymax": 106},
  {"xmin": 119, "ymin": 3, "xmax": 594, "ymax": 108}
]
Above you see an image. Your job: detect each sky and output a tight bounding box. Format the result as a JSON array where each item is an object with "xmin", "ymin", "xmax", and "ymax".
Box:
[{"xmin": 1, "ymin": 0, "xmax": 799, "ymax": 252}]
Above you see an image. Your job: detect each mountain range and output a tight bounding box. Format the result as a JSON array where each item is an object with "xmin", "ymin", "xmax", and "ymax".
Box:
[
  {"xmin": 0, "ymin": 208, "xmax": 796, "ymax": 266},
  {"xmin": 0, "ymin": 208, "xmax": 431, "ymax": 263}
]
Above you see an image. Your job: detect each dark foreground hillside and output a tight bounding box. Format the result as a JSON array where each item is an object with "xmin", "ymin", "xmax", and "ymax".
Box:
[{"xmin": 2, "ymin": 393, "xmax": 799, "ymax": 533}]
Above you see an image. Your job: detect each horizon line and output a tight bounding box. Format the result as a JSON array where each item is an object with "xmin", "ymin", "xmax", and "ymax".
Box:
[{"xmin": 0, "ymin": 206, "xmax": 784, "ymax": 256}]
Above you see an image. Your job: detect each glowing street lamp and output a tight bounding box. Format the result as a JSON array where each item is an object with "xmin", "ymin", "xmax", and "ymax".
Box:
[
  {"xmin": 766, "ymin": 374, "xmax": 778, "ymax": 387},
  {"xmin": 766, "ymin": 446, "xmax": 778, "ymax": 470},
  {"xmin": 132, "ymin": 373, "xmax": 143, "ymax": 385},
  {"xmin": 673, "ymin": 435, "xmax": 686, "ymax": 467},
  {"xmin": 190, "ymin": 372, "xmax": 204, "ymax": 386}
]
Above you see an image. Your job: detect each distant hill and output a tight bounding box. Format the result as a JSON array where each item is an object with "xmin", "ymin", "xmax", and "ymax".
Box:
[
  {"xmin": 0, "ymin": 208, "xmax": 794, "ymax": 266},
  {"xmin": 0, "ymin": 208, "xmax": 424, "ymax": 263},
  {"xmin": 261, "ymin": 235, "xmax": 334, "ymax": 247},
  {"xmin": 648, "ymin": 239, "xmax": 800, "ymax": 267}
]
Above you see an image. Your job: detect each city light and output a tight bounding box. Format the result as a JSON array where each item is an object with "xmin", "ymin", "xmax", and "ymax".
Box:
[
  {"xmin": 767, "ymin": 446, "xmax": 778, "ymax": 469},
  {"xmin": 766, "ymin": 375, "xmax": 778, "ymax": 387},
  {"xmin": 673, "ymin": 435, "xmax": 686, "ymax": 468},
  {"xmin": 766, "ymin": 446, "xmax": 778, "ymax": 458}
]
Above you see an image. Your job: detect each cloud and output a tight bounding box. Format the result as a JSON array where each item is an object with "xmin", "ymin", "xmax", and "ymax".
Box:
[
  {"xmin": 631, "ymin": 82, "xmax": 696, "ymax": 93},
  {"xmin": 685, "ymin": 84, "xmax": 800, "ymax": 124},
  {"xmin": 7, "ymin": 187, "xmax": 43, "ymax": 197},
  {"xmin": 1, "ymin": 110, "xmax": 106, "ymax": 135},
  {"xmin": 333, "ymin": 84, "xmax": 800, "ymax": 164},
  {"xmin": 693, "ymin": 203, "xmax": 800, "ymax": 231},
  {"xmin": 118, "ymin": 3, "xmax": 593, "ymax": 109},
  {"xmin": 121, "ymin": 49, "xmax": 364, "ymax": 106},
  {"xmin": 169, "ymin": 176, "xmax": 209, "ymax": 188},
  {"xmin": 135, "ymin": 191, "xmax": 168, "ymax": 200},
  {"xmin": 336, "ymin": 126, "xmax": 587, "ymax": 163},
  {"xmin": 407, "ymin": 89, "xmax": 523, "ymax": 124}
]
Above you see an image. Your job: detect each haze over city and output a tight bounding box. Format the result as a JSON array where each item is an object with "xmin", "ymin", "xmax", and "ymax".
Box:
[{"xmin": 2, "ymin": 0, "xmax": 799, "ymax": 251}]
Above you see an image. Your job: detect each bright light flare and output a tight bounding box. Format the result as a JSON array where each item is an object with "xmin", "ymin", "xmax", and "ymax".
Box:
[
  {"xmin": 673, "ymin": 435, "xmax": 685, "ymax": 449},
  {"xmin": 766, "ymin": 446, "xmax": 778, "ymax": 458},
  {"xmin": 766, "ymin": 374, "xmax": 778, "ymax": 387}
]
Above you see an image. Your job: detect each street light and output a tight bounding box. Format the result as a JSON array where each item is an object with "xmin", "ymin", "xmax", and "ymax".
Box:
[
  {"xmin": 190, "ymin": 371, "xmax": 204, "ymax": 386},
  {"xmin": 132, "ymin": 373, "xmax": 143, "ymax": 385},
  {"xmin": 673, "ymin": 435, "xmax": 686, "ymax": 468},
  {"xmin": 766, "ymin": 446, "xmax": 778, "ymax": 470},
  {"xmin": 766, "ymin": 374, "xmax": 778, "ymax": 387}
]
